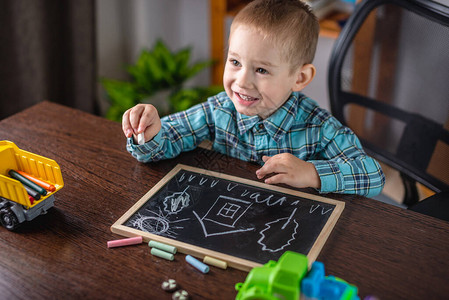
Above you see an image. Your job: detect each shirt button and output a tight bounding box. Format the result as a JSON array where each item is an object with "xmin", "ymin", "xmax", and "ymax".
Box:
[{"xmin": 258, "ymin": 124, "xmax": 264, "ymax": 129}]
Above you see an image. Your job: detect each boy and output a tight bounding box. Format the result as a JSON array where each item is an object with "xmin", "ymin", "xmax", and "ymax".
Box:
[{"xmin": 122, "ymin": 0, "xmax": 385, "ymax": 197}]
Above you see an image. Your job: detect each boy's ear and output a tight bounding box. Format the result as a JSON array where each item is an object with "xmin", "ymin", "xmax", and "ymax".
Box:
[{"xmin": 292, "ymin": 64, "xmax": 316, "ymax": 91}]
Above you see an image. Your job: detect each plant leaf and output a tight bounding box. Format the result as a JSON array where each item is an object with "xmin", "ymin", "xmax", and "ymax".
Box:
[
  {"xmin": 168, "ymin": 85, "xmax": 224, "ymax": 113},
  {"xmin": 100, "ymin": 39, "xmax": 218, "ymax": 121}
]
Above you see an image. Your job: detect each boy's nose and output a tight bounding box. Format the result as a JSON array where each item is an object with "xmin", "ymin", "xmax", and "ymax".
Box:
[{"xmin": 236, "ymin": 69, "xmax": 253, "ymax": 89}]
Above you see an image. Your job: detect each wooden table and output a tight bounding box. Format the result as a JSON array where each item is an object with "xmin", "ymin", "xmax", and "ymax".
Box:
[{"xmin": 1, "ymin": 101, "xmax": 448, "ymax": 299}]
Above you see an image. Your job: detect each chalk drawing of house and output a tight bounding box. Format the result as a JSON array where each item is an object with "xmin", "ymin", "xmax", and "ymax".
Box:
[{"xmin": 193, "ymin": 195, "xmax": 254, "ymax": 237}]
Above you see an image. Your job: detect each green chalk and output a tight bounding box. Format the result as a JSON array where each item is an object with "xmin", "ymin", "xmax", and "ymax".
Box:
[
  {"xmin": 9, "ymin": 169, "xmax": 47, "ymax": 196},
  {"xmin": 148, "ymin": 240, "xmax": 177, "ymax": 254},
  {"xmin": 150, "ymin": 247, "xmax": 174, "ymax": 261}
]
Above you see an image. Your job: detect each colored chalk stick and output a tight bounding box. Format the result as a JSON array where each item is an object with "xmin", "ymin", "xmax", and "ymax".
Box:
[
  {"xmin": 9, "ymin": 170, "xmax": 47, "ymax": 196},
  {"xmin": 148, "ymin": 240, "xmax": 177, "ymax": 254},
  {"xmin": 186, "ymin": 255, "xmax": 209, "ymax": 273},
  {"xmin": 17, "ymin": 170, "xmax": 56, "ymax": 192},
  {"xmin": 203, "ymin": 256, "xmax": 227, "ymax": 269},
  {"xmin": 23, "ymin": 184, "xmax": 41, "ymax": 200},
  {"xmin": 137, "ymin": 132, "xmax": 145, "ymax": 145},
  {"xmin": 107, "ymin": 236, "xmax": 143, "ymax": 248},
  {"xmin": 151, "ymin": 248, "xmax": 174, "ymax": 261}
]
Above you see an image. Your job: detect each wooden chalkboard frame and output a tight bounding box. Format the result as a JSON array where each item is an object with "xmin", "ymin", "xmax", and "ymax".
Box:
[{"xmin": 111, "ymin": 164, "xmax": 344, "ymax": 271}]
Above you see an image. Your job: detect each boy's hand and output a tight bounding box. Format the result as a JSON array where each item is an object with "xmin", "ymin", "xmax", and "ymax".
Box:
[
  {"xmin": 256, "ymin": 153, "xmax": 321, "ymax": 189},
  {"xmin": 122, "ymin": 104, "xmax": 161, "ymax": 144}
]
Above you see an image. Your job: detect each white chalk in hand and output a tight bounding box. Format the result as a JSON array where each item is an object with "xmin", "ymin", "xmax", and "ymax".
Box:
[{"xmin": 137, "ymin": 132, "xmax": 145, "ymax": 145}]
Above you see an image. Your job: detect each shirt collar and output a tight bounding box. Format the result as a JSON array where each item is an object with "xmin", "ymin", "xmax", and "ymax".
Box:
[
  {"xmin": 235, "ymin": 92, "xmax": 301, "ymax": 142},
  {"xmin": 237, "ymin": 113, "xmax": 260, "ymax": 135}
]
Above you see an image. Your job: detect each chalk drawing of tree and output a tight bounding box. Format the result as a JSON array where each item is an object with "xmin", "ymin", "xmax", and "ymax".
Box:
[{"xmin": 257, "ymin": 208, "xmax": 298, "ymax": 252}]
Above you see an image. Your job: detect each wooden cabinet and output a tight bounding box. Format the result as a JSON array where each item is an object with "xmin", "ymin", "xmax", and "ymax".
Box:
[{"xmin": 210, "ymin": 0, "xmax": 251, "ymax": 85}]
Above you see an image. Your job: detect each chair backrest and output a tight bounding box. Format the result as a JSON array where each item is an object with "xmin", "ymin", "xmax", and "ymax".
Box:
[{"xmin": 328, "ymin": 0, "xmax": 449, "ymax": 196}]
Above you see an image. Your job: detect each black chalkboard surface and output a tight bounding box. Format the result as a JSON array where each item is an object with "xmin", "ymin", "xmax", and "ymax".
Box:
[{"xmin": 111, "ymin": 164, "xmax": 344, "ymax": 271}]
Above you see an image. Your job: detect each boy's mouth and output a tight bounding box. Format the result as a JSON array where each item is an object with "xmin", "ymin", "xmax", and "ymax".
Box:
[{"xmin": 236, "ymin": 92, "xmax": 259, "ymax": 102}]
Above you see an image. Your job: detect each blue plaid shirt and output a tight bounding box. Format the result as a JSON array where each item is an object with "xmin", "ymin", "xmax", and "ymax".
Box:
[{"xmin": 127, "ymin": 91, "xmax": 385, "ymax": 197}]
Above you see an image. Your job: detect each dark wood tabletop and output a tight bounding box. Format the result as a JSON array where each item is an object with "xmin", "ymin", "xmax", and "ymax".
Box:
[{"xmin": 1, "ymin": 101, "xmax": 448, "ymax": 300}]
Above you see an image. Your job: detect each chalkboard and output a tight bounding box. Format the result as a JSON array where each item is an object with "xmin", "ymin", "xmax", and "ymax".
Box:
[{"xmin": 111, "ymin": 164, "xmax": 344, "ymax": 271}]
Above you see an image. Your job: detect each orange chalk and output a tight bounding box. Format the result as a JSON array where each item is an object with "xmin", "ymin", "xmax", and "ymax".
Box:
[{"xmin": 17, "ymin": 170, "xmax": 56, "ymax": 192}]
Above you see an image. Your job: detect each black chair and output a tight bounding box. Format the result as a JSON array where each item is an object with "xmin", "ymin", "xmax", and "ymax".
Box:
[{"xmin": 328, "ymin": 0, "xmax": 449, "ymax": 217}]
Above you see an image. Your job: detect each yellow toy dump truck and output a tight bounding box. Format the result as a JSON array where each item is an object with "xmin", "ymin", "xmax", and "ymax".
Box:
[{"xmin": 0, "ymin": 141, "xmax": 64, "ymax": 230}]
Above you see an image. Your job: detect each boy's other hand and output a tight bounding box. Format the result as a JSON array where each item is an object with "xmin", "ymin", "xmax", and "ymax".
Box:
[
  {"xmin": 122, "ymin": 104, "xmax": 161, "ymax": 144},
  {"xmin": 256, "ymin": 154, "xmax": 321, "ymax": 189}
]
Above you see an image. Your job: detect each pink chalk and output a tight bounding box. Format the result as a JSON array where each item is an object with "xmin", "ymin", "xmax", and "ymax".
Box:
[{"xmin": 107, "ymin": 236, "xmax": 143, "ymax": 248}]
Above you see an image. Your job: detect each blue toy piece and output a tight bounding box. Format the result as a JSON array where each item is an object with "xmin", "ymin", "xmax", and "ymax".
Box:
[{"xmin": 301, "ymin": 262, "xmax": 360, "ymax": 300}]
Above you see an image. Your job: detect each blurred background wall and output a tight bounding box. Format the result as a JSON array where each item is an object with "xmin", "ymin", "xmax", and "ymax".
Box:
[
  {"xmin": 1, "ymin": 0, "xmax": 448, "ymax": 120},
  {"xmin": 0, "ymin": 0, "xmax": 97, "ymax": 120}
]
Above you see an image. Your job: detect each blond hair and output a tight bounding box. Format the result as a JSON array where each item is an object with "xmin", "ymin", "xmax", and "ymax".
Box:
[{"xmin": 230, "ymin": 0, "xmax": 319, "ymax": 70}]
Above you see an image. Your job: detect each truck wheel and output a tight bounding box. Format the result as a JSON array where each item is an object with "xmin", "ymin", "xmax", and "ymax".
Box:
[{"xmin": 0, "ymin": 208, "xmax": 19, "ymax": 231}]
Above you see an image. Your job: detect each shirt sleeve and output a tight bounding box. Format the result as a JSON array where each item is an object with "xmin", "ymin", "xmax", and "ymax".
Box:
[
  {"xmin": 309, "ymin": 119, "xmax": 385, "ymax": 198},
  {"xmin": 126, "ymin": 101, "xmax": 215, "ymax": 163}
]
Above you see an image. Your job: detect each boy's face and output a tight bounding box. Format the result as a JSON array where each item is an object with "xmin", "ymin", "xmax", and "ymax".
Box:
[{"xmin": 223, "ymin": 25, "xmax": 301, "ymax": 119}]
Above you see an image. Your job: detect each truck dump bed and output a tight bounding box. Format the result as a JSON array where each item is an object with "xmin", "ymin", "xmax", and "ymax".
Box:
[{"xmin": 0, "ymin": 141, "xmax": 64, "ymax": 209}]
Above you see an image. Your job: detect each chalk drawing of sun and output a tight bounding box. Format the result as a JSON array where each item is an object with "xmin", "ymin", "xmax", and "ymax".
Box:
[{"xmin": 129, "ymin": 208, "xmax": 189, "ymax": 238}]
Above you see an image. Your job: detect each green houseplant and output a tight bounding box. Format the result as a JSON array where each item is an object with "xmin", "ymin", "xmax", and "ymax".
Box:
[{"xmin": 101, "ymin": 39, "xmax": 222, "ymax": 122}]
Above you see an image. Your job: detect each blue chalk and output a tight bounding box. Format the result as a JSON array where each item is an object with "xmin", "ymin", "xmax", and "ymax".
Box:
[{"xmin": 186, "ymin": 255, "xmax": 209, "ymax": 273}]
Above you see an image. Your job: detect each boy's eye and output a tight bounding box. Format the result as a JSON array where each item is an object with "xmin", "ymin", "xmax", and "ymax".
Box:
[
  {"xmin": 256, "ymin": 68, "xmax": 268, "ymax": 74},
  {"xmin": 230, "ymin": 59, "xmax": 241, "ymax": 67}
]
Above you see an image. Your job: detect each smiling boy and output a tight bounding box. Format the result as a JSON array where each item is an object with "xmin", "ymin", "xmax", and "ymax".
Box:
[{"xmin": 122, "ymin": 0, "xmax": 385, "ymax": 197}]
